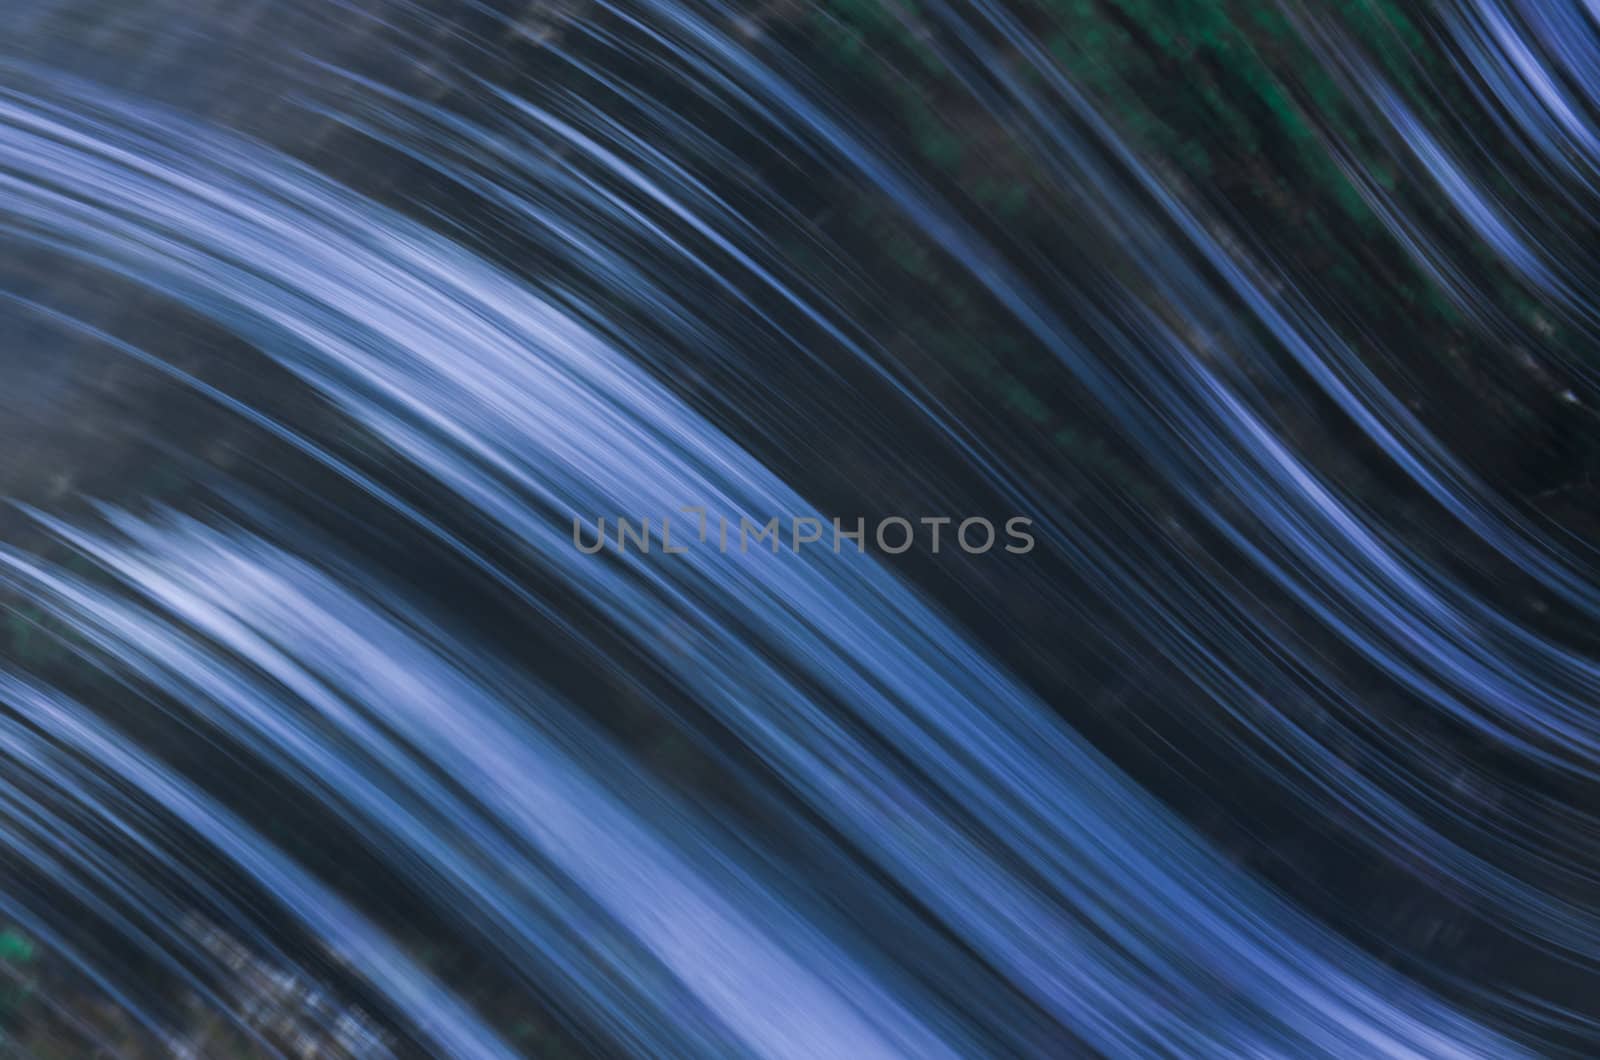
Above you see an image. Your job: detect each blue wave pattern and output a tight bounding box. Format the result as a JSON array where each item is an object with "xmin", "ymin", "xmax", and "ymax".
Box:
[{"xmin": 0, "ymin": 1, "xmax": 1594, "ymax": 1056}]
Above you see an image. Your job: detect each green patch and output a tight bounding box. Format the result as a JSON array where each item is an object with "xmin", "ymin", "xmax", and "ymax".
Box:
[{"xmin": 0, "ymin": 929, "xmax": 34, "ymax": 964}]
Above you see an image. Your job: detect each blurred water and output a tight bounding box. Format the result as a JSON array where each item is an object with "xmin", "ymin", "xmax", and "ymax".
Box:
[{"xmin": 0, "ymin": 1, "xmax": 1598, "ymax": 1057}]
